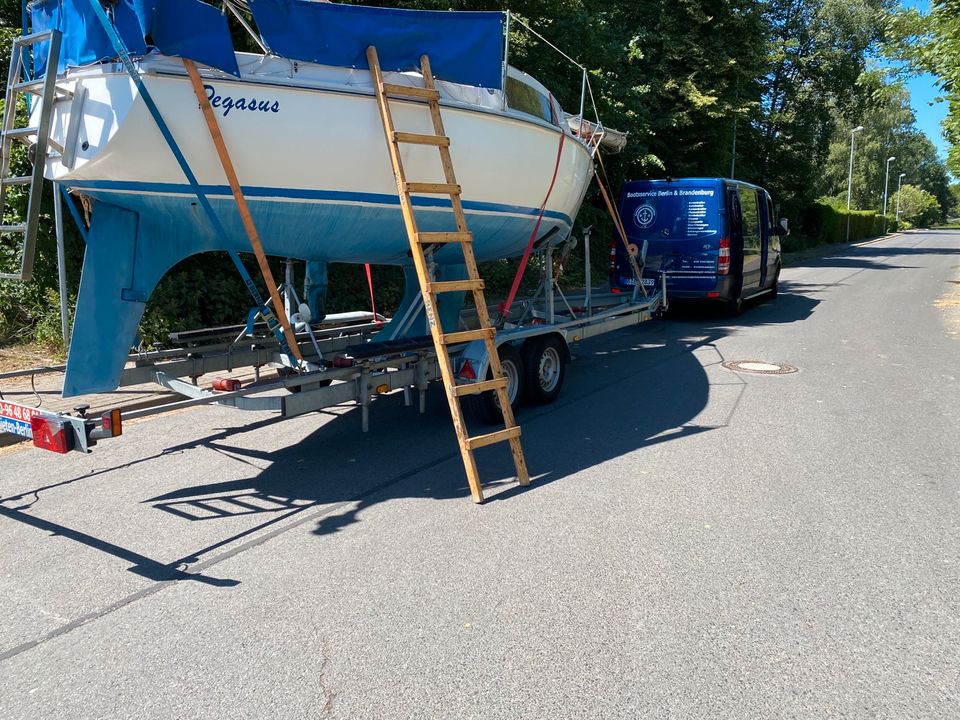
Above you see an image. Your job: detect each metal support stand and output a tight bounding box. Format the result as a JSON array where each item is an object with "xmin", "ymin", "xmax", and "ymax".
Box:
[
  {"xmin": 545, "ymin": 245, "xmax": 555, "ymax": 324},
  {"xmin": 359, "ymin": 368, "xmax": 371, "ymax": 432},
  {"xmin": 52, "ymin": 181, "xmax": 69, "ymax": 347},
  {"xmin": 583, "ymin": 226, "xmax": 592, "ymax": 317},
  {"xmin": 278, "ymin": 258, "xmax": 324, "ymax": 363}
]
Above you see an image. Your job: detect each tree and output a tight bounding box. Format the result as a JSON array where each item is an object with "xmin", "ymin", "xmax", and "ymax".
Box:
[
  {"xmin": 734, "ymin": 0, "xmax": 895, "ymax": 220},
  {"xmin": 819, "ymin": 78, "xmax": 953, "ymax": 220},
  {"xmin": 892, "ymin": 183, "xmax": 940, "ymax": 226},
  {"xmin": 888, "ymin": 0, "xmax": 960, "ymax": 176}
]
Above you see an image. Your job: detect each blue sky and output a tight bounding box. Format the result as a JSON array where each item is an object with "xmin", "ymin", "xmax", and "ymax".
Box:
[{"xmin": 896, "ymin": 0, "xmax": 950, "ymax": 161}]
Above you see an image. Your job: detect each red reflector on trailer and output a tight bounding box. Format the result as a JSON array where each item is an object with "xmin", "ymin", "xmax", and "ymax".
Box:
[
  {"xmin": 30, "ymin": 416, "xmax": 74, "ymax": 454},
  {"xmin": 459, "ymin": 359, "xmax": 477, "ymax": 380}
]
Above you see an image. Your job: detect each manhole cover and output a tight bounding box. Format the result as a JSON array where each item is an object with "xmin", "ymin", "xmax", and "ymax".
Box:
[{"xmin": 722, "ymin": 360, "xmax": 798, "ymax": 375}]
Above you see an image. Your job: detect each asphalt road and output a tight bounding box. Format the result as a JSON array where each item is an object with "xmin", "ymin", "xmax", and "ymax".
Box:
[{"xmin": 1, "ymin": 230, "xmax": 958, "ymax": 719}]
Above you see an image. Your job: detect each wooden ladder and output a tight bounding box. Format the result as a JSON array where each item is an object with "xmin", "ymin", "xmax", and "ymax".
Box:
[{"xmin": 366, "ymin": 47, "xmax": 529, "ymax": 503}]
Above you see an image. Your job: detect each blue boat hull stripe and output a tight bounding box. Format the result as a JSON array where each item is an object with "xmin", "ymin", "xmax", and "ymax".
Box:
[{"xmin": 67, "ymin": 180, "xmax": 575, "ymax": 227}]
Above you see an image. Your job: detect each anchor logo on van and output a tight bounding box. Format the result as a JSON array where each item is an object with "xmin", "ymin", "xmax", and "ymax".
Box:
[{"xmin": 634, "ymin": 203, "xmax": 656, "ymax": 228}]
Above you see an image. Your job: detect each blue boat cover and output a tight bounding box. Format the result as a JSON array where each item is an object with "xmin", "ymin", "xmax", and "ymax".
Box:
[
  {"xmin": 141, "ymin": 0, "xmax": 241, "ymax": 77},
  {"xmin": 247, "ymin": 0, "xmax": 504, "ymax": 88},
  {"xmin": 30, "ymin": 0, "xmax": 146, "ymax": 74},
  {"xmin": 30, "ymin": 0, "xmax": 238, "ymax": 76},
  {"xmin": 30, "ymin": 1, "xmax": 502, "ymax": 88}
]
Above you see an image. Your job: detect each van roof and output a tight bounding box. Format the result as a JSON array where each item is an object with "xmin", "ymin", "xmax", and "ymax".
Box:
[{"xmin": 622, "ymin": 177, "xmax": 768, "ymax": 193}]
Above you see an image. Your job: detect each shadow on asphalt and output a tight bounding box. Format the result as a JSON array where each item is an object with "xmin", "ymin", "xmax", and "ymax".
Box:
[
  {"xmin": 145, "ymin": 289, "xmax": 821, "ymax": 543},
  {"xmin": 0, "ymin": 287, "xmax": 822, "ymax": 584},
  {"xmin": 785, "ymin": 230, "xmax": 960, "ymax": 272}
]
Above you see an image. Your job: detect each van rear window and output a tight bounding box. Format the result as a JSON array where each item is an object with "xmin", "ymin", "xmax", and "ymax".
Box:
[{"xmin": 621, "ymin": 186, "xmax": 721, "ymax": 240}]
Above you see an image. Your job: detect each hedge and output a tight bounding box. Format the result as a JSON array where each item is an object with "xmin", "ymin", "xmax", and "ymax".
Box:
[{"xmin": 799, "ymin": 202, "xmax": 895, "ymax": 245}]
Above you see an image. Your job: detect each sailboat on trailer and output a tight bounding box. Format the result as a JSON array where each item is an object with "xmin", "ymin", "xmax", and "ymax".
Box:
[{"xmin": 13, "ymin": 0, "xmax": 618, "ymax": 396}]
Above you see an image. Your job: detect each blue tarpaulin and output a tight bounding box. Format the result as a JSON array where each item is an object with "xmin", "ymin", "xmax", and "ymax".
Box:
[
  {"xmin": 29, "ymin": 1, "xmax": 503, "ymax": 89},
  {"xmin": 30, "ymin": 0, "xmax": 146, "ymax": 74},
  {"xmin": 30, "ymin": 0, "xmax": 238, "ymax": 77},
  {"xmin": 140, "ymin": 0, "xmax": 241, "ymax": 76},
  {"xmin": 247, "ymin": 0, "xmax": 505, "ymax": 88}
]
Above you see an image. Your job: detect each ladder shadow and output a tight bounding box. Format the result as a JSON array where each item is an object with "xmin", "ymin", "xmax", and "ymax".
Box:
[
  {"xmin": 145, "ymin": 288, "xmax": 822, "ymax": 545},
  {"xmin": 146, "ymin": 325, "xmax": 732, "ymax": 538}
]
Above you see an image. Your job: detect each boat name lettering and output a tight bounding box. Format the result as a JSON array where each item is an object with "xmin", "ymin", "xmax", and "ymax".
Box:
[{"xmin": 204, "ymin": 84, "xmax": 279, "ymax": 117}]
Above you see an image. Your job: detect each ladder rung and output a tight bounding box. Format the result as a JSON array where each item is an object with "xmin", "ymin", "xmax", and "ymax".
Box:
[
  {"xmin": 440, "ymin": 327, "xmax": 495, "ymax": 345},
  {"xmin": 465, "ymin": 426, "xmax": 521, "ymax": 450},
  {"xmin": 381, "ymin": 83, "xmax": 440, "ymax": 101},
  {"xmin": 12, "ymin": 79, "xmax": 45, "ymax": 94},
  {"xmin": 15, "ymin": 31, "xmax": 55, "ymax": 46},
  {"xmin": 415, "ymin": 231, "xmax": 472, "ymax": 244},
  {"xmin": 9, "ymin": 78, "xmax": 71, "ymax": 96},
  {"xmin": 0, "ymin": 224, "xmax": 27, "ymax": 233},
  {"xmin": 2, "ymin": 176, "xmax": 33, "ymax": 186},
  {"xmin": 426, "ymin": 279, "xmax": 483, "ymax": 294},
  {"xmin": 4, "ymin": 127, "xmax": 38, "ymax": 139},
  {"xmin": 453, "ymin": 377, "xmax": 507, "ymax": 397},
  {"xmin": 393, "ymin": 131, "xmax": 449, "ymax": 147},
  {"xmin": 405, "ymin": 182, "xmax": 460, "ymax": 195}
]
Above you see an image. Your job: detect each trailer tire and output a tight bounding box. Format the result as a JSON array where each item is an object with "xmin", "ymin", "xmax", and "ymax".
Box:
[
  {"xmin": 465, "ymin": 343, "xmax": 524, "ymax": 425},
  {"xmin": 523, "ymin": 335, "xmax": 566, "ymax": 405}
]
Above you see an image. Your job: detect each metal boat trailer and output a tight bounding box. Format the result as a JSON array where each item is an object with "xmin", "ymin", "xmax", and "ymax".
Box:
[{"xmin": 2, "ymin": 230, "xmax": 666, "ymax": 455}]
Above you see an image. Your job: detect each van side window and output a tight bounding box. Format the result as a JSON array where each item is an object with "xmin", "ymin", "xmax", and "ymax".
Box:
[{"xmin": 738, "ymin": 188, "xmax": 761, "ymax": 252}]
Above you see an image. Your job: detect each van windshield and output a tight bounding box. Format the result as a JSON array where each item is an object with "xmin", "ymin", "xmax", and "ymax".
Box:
[{"xmin": 621, "ymin": 186, "xmax": 722, "ymax": 240}]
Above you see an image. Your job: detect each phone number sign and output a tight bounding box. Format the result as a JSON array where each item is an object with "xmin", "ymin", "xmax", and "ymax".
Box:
[{"xmin": 0, "ymin": 401, "xmax": 41, "ymax": 439}]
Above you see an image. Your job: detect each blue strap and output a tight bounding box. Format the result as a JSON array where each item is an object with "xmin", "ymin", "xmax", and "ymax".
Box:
[
  {"xmin": 83, "ymin": 0, "xmax": 299, "ymax": 366},
  {"xmin": 59, "ymin": 185, "xmax": 89, "ymax": 244}
]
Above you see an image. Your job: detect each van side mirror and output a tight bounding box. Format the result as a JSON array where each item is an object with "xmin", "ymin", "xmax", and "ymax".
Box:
[{"xmin": 773, "ymin": 218, "xmax": 790, "ymax": 237}]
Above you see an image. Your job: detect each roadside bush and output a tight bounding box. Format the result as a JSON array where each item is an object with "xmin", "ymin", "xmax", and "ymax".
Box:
[{"xmin": 799, "ymin": 202, "xmax": 894, "ymax": 246}]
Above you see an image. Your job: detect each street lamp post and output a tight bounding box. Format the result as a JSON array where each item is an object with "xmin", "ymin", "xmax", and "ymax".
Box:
[
  {"xmin": 895, "ymin": 172, "xmax": 906, "ymax": 226},
  {"xmin": 846, "ymin": 125, "xmax": 864, "ymax": 243},
  {"xmin": 882, "ymin": 156, "xmax": 896, "ymax": 234}
]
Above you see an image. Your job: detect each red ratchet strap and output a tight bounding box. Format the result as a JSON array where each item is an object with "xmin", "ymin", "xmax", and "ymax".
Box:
[
  {"xmin": 497, "ymin": 99, "xmax": 566, "ymax": 322},
  {"xmin": 364, "ymin": 263, "xmax": 380, "ymax": 324}
]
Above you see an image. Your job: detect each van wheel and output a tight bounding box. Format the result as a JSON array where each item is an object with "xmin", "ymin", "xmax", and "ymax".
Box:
[
  {"xmin": 768, "ymin": 264, "xmax": 781, "ymax": 300},
  {"xmin": 465, "ymin": 343, "xmax": 524, "ymax": 425},
  {"xmin": 725, "ymin": 294, "xmax": 744, "ymax": 317},
  {"xmin": 523, "ymin": 336, "xmax": 567, "ymax": 405}
]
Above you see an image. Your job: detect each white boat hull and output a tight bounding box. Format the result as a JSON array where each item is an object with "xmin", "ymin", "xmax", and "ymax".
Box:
[
  {"xmin": 41, "ymin": 55, "xmax": 596, "ymax": 396},
  {"xmin": 47, "ymin": 55, "xmax": 593, "ymax": 264}
]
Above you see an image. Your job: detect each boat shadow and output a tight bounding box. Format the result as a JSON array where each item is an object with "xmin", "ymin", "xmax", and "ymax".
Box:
[
  {"xmin": 0, "ymin": 288, "xmax": 820, "ymax": 588},
  {"xmin": 146, "ymin": 288, "xmax": 821, "ymax": 541}
]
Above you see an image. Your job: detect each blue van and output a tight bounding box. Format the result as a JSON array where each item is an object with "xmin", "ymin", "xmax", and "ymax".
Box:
[{"xmin": 610, "ymin": 177, "xmax": 787, "ymax": 314}]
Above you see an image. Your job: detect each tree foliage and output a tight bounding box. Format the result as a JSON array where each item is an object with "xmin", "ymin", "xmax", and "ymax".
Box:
[
  {"xmin": 0, "ymin": 0, "xmax": 953, "ymax": 348},
  {"xmin": 820, "ymin": 77, "xmax": 953, "ymax": 220},
  {"xmin": 891, "ymin": 183, "xmax": 940, "ymax": 226}
]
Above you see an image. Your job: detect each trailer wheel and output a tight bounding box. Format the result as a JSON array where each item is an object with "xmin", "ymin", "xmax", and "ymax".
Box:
[
  {"xmin": 523, "ymin": 336, "xmax": 566, "ymax": 405},
  {"xmin": 465, "ymin": 343, "xmax": 524, "ymax": 425}
]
